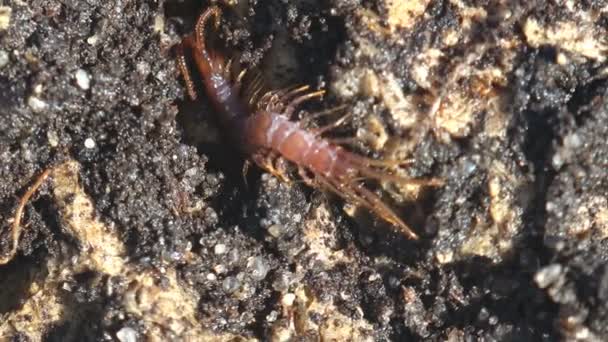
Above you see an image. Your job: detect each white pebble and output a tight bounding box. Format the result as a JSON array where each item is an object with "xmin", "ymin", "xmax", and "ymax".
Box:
[
  {"xmin": 116, "ymin": 327, "xmax": 137, "ymax": 342},
  {"xmin": 27, "ymin": 96, "xmax": 47, "ymax": 113},
  {"xmin": 75, "ymin": 69, "xmax": 91, "ymax": 90},
  {"xmin": 84, "ymin": 138, "xmax": 96, "ymax": 149},
  {"xmin": 281, "ymin": 293, "xmax": 296, "ymax": 306},
  {"xmin": 222, "ymin": 276, "xmax": 240, "ymax": 294},
  {"xmin": 87, "ymin": 35, "xmax": 99, "ymax": 45},
  {"xmin": 248, "ymin": 257, "xmax": 270, "ymax": 281},
  {"xmin": 0, "ymin": 50, "xmax": 8, "ymax": 68},
  {"xmin": 534, "ymin": 263, "xmax": 563, "ymax": 289},
  {"xmin": 214, "ymin": 243, "xmax": 227, "ymax": 255},
  {"xmin": 47, "ymin": 131, "xmax": 59, "ymax": 147},
  {"xmin": 0, "ymin": 6, "xmax": 11, "ymax": 31}
]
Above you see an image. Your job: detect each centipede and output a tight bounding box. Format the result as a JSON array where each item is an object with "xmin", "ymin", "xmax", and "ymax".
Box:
[{"xmin": 175, "ymin": 6, "xmax": 442, "ymax": 240}]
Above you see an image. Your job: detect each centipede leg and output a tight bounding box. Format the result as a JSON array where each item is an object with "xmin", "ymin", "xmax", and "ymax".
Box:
[
  {"xmin": 284, "ymin": 90, "xmax": 326, "ymax": 116},
  {"xmin": 297, "ymin": 167, "xmax": 316, "ymax": 187},
  {"xmin": 252, "ymin": 154, "xmax": 291, "ymax": 183},
  {"xmin": 357, "ymin": 166, "xmax": 444, "ymax": 187},
  {"xmin": 278, "ymin": 85, "xmax": 311, "ymax": 103},
  {"xmin": 297, "ymin": 104, "xmax": 348, "ymax": 128},
  {"xmin": 312, "ymin": 111, "xmax": 353, "ymax": 136},
  {"xmin": 233, "ymin": 69, "xmax": 248, "ymax": 94}
]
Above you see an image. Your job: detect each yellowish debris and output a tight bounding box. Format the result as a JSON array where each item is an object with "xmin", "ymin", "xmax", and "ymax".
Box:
[
  {"xmin": 271, "ymin": 285, "xmax": 374, "ymax": 341},
  {"xmin": 386, "ymin": 0, "xmax": 431, "ymax": 31},
  {"xmin": 0, "ymin": 6, "xmax": 11, "ymax": 31},
  {"xmin": 0, "ymin": 161, "xmax": 252, "ymax": 341},
  {"xmin": 524, "ymin": 18, "xmax": 607, "ymax": 62}
]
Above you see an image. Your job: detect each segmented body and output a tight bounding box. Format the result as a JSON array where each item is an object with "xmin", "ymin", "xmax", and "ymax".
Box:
[{"xmin": 176, "ymin": 6, "xmax": 441, "ymax": 239}]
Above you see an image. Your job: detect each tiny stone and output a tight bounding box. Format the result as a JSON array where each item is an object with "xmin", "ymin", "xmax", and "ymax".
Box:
[
  {"xmin": 27, "ymin": 96, "xmax": 48, "ymax": 113},
  {"xmin": 47, "ymin": 130, "xmax": 59, "ymax": 147},
  {"xmin": 84, "ymin": 138, "xmax": 96, "ymax": 149},
  {"xmin": 75, "ymin": 69, "xmax": 91, "ymax": 90},
  {"xmin": 87, "ymin": 35, "xmax": 99, "ymax": 45},
  {"xmin": 534, "ymin": 263, "xmax": 563, "ymax": 289},
  {"xmin": 0, "ymin": 6, "xmax": 11, "ymax": 30},
  {"xmin": 248, "ymin": 257, "xmax": 270, "ymax": 281},
  {"xmin": 214, "ymin": 243, "xmax": 226, "ymax": 255},
  {"xmin": 206, "ymin": 273, "xmax": 217, "ymax": 281},
  {"xmin": 222, "ymin": 276, "xmax": 240, "ymax": 294},
  {"xmin": 154, "ymin": 14, "xmax": 165, "ymax": 33},
  {"xmin": 136, "ymin": 61, "xmax": 150, "ymax": 76},
  {"xmin": 213, "ymin": 264, "xmax": 227, "ymax": 274},
  {"xmin": 266, "ymin": 310, "xmax": 278, "ymax": 322},
  {"xmin": 62, "ymin": 282, "xmax": 72, "ymax": 292},
  {"xmin": 281, "ymin": 293, "xmax": 296, "ymax": 307},
  {"xmin": 267, "ymin": 224, "xmax": 284, "ymax": 238},
  {"xmin": 551, "ymin": 153, "xmax": 564, "ymax": 169},
  {"xmin": 564, "ymin": 133, "xmax": 582, "ymax": 149},
  {"xmin": 116, "ymin": 327, "xmax": 138, "ymax": 342},
  {"xmin": 0, "ymin": 50, "xmax": 8, "ymax": 68}
]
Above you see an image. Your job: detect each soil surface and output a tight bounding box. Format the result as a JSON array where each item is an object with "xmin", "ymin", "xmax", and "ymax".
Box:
[{"xmin": 1, "ymin": 1, "xmax": 608, "ymax": 341}]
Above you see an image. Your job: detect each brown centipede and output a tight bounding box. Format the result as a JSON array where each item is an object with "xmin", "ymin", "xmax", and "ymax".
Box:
[{"xmin": 175, "ymin": 6, "xmax": 442, "ymax": 240}]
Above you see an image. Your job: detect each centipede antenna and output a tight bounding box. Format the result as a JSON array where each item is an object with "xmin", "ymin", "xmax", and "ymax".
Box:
[
  {"xmin": 195, "ymin": 6, "xmax": 222, "ymax": 57},
  {"xmin": 175, "ymin": 40, "xmax": 198, "ymax": 101}
]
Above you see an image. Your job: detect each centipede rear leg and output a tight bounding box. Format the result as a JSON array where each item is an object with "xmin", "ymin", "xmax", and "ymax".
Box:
[{"xmin": 316, "ymin": 175, "xmax": 420, "ymax": 240}]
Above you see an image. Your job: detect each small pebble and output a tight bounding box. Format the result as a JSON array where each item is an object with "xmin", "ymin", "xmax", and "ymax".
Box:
[
  {"xmin": 27, "ymin": 96, "xmax": 48, "ymax": 113},
  {"xmin": 248, "ymin": 256, "xmax": 270, "ymax": 281},
  {"xmin": 84, "ymin": 138, "xmax": 96, "ymax": 149},
  {"xmin": 281, "ymin": 293, "xmax": 296, "ymax": 306},
  {"xmin": 116, "ymin": 327, "xmax": 137, "ymax": 342},
  {"xmin": 206, "ymin": 273, "xmax": 217, "ymax": 281},
  {"xmin": 266, "ymin": 310, "xmax": 278, "ymax": 322},
  {"xmin": 222, "ymin": 276, "xmax": 240, "ymax": 294},
  {"xmin": 0, "ymin": 6, "xmax": 11, "ymax": 30},
  {"xmin": 214, "ymin": 243, "xmax": 226, "ymax": 255},
  {"xmin": 213, "ymin": 264, "xmax": 227, "ymax": 274},
  {"xmin": 267, "ymin": 224, "xmax": 285, "ymax": 238},
  {"xmin": 534, "ymin": 263, "xmax": 563, "ymax": 289},
  {"xmin": 87, "ymin": 35, "xmax": 99, "ymax": 45},
  {"xmin": 0, "ymin": 50, "xmax": 8, "ymax": 68},
  {"xmin": 47, "ymin": 130, "xmax": 59, "ymax": 147},
  {"xmin": 75, "ymin": 69, "xmax": 91, "ymax": 90}
]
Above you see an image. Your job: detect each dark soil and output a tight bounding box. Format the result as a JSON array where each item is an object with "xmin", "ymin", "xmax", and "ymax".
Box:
[{"xmin": 1, "ymin": 0, "xmax": 607, "ymax": 341}]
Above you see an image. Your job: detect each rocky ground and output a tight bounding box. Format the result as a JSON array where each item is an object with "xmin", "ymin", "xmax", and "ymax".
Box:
[{"xmin": 1, "ymin": 0, "xmax": 607, "ymax": 341}]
